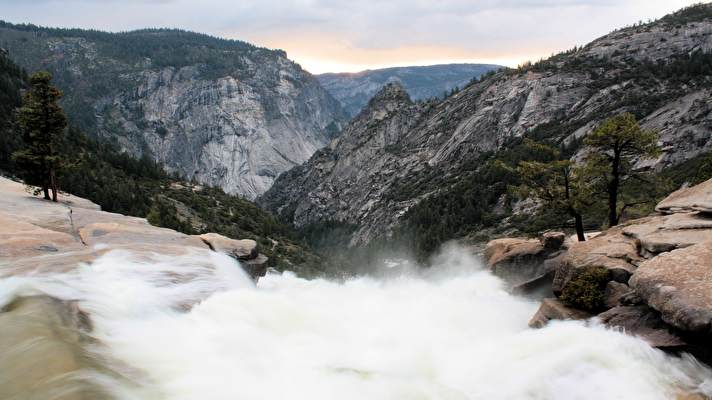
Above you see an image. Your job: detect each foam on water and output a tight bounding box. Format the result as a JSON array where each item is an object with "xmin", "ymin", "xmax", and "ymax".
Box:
[{"xmin": 2, "ymin": 245, "xmax": 711, "ymax": 400}]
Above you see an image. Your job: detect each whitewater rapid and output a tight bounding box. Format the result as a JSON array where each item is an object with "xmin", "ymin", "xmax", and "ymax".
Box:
[{"xmin": 2, "ymin": 245, "xmax": 711, "ymax": 400}]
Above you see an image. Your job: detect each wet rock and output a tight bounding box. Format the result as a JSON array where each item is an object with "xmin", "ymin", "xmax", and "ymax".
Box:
[
  {"xmin": 0, "ymin": 296, "xmax": 116, "ymax": 400},
  {"xmin": 199, "ymin": 233, "xmax": 268, "ymax": 280},
  {"xmin": 540, "ymin": 231, "xmax": 566, "ymax": 250},
  {"xmin": 630, "ymin": 240, "xmax": 712, "ymax": 334},
  {"xmin": 656, "ymin": 179, "xmax": 712, "ymax": 214},
  {"xmin": 511, "ymin": 271, "xmax": 555, "ymax": 297},
  {"xmin": 484, "ymin": 238, "xmax": 552, "ymax": 285},
  {"xmin": 244, "ymin": 254, "xmax": 270, "ymax": 280},
  {"xmin": 598, "ymin": 305, "xmax": 686, "ymax": 349},
  {"xmin": 528, "ymin": 298, "xmax": 592, "ymax": 328}
]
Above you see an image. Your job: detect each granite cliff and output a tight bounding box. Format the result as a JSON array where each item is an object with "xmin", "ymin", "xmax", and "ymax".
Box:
[
  {"xmin": 262, "ymin": 5, "xmax": 712, "ymax": 246},
  {"xmin": 0, "ymin": 23, "xmax": 347, "ymax": 199}
]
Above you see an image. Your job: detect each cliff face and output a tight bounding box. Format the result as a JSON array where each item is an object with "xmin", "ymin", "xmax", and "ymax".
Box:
[
  {"xmin": 0, "ymin": 25, "xmax": 346, "ymax": 199},
  {"xmin": 317, "ymin": 63, "xmax": 502, "ymax": 117},
  {"xmin": 261, "ymin": 5, "xmax": 712, "ymax": 244}
]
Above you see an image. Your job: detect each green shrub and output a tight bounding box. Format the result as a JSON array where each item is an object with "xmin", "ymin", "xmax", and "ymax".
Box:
[{"xmin": 560, "ymin": 266, "xmax": 612, "ymax": 311}]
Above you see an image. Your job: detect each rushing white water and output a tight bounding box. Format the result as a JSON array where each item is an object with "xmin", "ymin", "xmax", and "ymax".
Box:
[{"xmin": 2, "ymin": 245, "xmax": 712, "ymax": 400}]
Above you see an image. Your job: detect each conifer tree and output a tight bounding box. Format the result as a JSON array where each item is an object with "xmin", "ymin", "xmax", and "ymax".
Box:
[
  {"xmin": 12, "ymin": 71, "xmax": 68, "ymax": 201},
  {"xmin": 583, "ymin": 113, "xmax": 660, "ymax": 227},
  {"xmin": 517, "ymin": 141, "xmax": 591, "ymax": 241}
]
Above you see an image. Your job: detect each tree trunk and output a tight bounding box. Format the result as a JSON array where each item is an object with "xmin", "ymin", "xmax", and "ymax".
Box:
[
  {"xmin": 50, "ymin": 168, "xmax": 58, "ymax": 202},
  {"xmin": 574, "ymin": 213, "xmax": 586, "ymax": 242},
  {"xmin": 608, "ymin": 152, "xmax": 621, "ymax": 227},
  {"xmin": 42, "ymin": 185, "xmax": 50, "ymax": 200}
]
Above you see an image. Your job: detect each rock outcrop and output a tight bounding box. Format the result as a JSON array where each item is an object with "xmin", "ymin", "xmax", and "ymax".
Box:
[
  {"xmin": 0, "ymin": 176, "xmax": 267, "ymax": 280},
  {"xmin": 552, "ymin": 224, "xmax": 642, "ymax": 296},
  {"xmin": 656, "ymin": 179, "xmax": 712, "ymax": 214},
  {"xmin": 630, "ymin": 241, "xmax": 712, "ymax": 334},
  {"xmin": 0, "ymin": 25, "xmax": 347, "ymax": 199},
  {"xmin": 528, "ymin": 298, "xmax": 592, "ymax": 328},
  {"xmin": 484, "ymin": 233, "xmax": 565, "ymax": 287},
  {"xmin": 498, "ymin": 178, "xmax": 712, "ymax": 358},
  {"xmin": 263, "ymin": 6, "xmax": 712, "ymax": 244},
  {"xmin": 199, "ymin": 233, "xmax": 268, "ymax": 280}
]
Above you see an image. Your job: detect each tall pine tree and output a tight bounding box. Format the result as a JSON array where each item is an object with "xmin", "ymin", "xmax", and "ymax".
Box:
[
  {"xmin": 583, "ymin": 113, "xmax": 660, "ymax": 227},
  {"xmin": 12, "ymin": 71, "xmax": 68, "ymax": 201}
]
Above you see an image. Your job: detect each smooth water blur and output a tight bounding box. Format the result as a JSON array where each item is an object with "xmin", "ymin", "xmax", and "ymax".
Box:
[{"xmin": 2, "ymin": 245, "xmax": 711, "ymax": 400}]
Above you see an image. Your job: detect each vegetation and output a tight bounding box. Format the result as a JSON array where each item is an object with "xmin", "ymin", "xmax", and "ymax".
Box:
[
  {"xmin": 389, "ymin": 137, "xmax": 581, "ymax": 260},
  {"xmin": 560, "ymin": 267, "xmax": 612, "ymax": 312},
  {"xmin": 582, "ymin": 113, "xmax": 660, "ymax": 227},
  {"xmin": 12, "ymin": 72, "xmax": 70, "ymax": 201},
  {"xmin": 0, "ymin": 49, "xmax": 26, "ymax": 172},
  {"xmin": 659, "ymin": 3, "xmax": 712, "ymax": 26},
  {"xmin": 516, "ymin": 140, "xmax": 590, "ymax": 241}
]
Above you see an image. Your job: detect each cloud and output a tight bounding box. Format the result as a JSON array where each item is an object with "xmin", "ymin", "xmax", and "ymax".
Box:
[{"xmin": 0, "ymin": 0, "xmax": 701, "ymax": 72}]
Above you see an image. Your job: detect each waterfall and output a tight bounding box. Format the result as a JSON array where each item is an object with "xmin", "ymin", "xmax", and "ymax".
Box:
[{"xmin": 1, "ymin": 246, "xmax": 711, "ymax": 400}]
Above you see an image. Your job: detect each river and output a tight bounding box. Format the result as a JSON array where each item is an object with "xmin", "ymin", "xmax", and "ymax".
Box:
[{"xmin": 1, "ymin": 245, "xmax": 711, "ymax": 399}]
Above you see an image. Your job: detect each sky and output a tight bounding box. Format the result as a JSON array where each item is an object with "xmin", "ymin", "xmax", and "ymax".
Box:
[{"xmin": 0, "ymin": 0, "xmax": 703, "ymax": 73}]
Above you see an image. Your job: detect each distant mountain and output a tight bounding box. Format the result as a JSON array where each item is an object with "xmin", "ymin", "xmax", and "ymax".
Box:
[
  {"xmin": 317, "ymin": 64, "xmax": 502, "ymax": 116},
  {"xmin": 0, "ymin": 22, "xmax": 347, "ymax": 199},
  {"xmin": 262, "ymin": 4, "xmax": 712, "ymax": 253}
]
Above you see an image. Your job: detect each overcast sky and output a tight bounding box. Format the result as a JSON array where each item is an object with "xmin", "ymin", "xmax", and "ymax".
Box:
[{"xmin": 0, "ymin": 0, "xmax": 702, "ymax": 73}]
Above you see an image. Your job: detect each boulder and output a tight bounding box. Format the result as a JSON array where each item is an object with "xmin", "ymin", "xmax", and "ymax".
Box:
[
  {"xmin": 199, "ymin": 233, "xmax": 268, "ymax": 280},
  {"xmin": 540, "ymin": 231, "xmax": 566, "ymax": 250},
  {"xmin": 598, "ymin": 305, "xmax": 686, "ymax": 349},
  {"xmin": 484, "ymin": 238, "xmax": 556, "ymax": 285},
  {"xmin": 604, "ymin": 281, "xmax": 633, "ymax": 309},
  {"xmin": 630, "ymin": 240, "xmax": 712, "ymax": 334},
  {"xmin": 553, "ymin": 225, "xmax": 641, "ymax": 296},
  {"xmin": 528, "ymin": 298, "xmax": 592, "ymax": 328},
  {"xmin": 199, "ymin": 233, "xmax": 259, "ymax": 260},
  {"xmin": 656, "ymin": 179, "xmax": 712, "ymax": 214},
  {"xmin": 243, "ymin": 254, "xmax": 270, "ymax": 280}
]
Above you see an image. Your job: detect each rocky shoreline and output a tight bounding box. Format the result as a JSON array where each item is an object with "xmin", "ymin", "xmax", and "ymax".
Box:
[{"xmin": 485, "ymin": 178, "xmax": 712, "ymax": 364}]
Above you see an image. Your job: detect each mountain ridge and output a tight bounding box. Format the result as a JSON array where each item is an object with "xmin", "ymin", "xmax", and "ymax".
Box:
[
  {"xmin": 0, "ymin": 21, "xmax": 347, "ymax": 199},
  {"xmin": 261, "ymin": 3, "xmax": 712, "ymax": 250},
  {"xmin": 317, "ymin": 63, "xmax": 502, "ymax": 117}
]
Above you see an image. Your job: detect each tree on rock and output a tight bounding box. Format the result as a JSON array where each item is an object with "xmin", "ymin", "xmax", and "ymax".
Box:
[
  {"xmin": 517, "ymin": 141, "xmax": 591, "ymax": 242},
  {"xmin": 12, "ymin": 71, "xmax": 68, "ymax": 201},
  {"xmin": 583, "ymin": 113, "xmax": 660, "ymax": 227}
]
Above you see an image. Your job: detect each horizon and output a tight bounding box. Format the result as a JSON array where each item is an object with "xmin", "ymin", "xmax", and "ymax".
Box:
[{"xmin": 0, "ymin": 0, "xmax": 703, "ymax": 74}]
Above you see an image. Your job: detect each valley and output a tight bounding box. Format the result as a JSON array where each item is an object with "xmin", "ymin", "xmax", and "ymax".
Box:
[{"xmin": 1, "ymin": 3, "xmax": 712, "ymax": 400}]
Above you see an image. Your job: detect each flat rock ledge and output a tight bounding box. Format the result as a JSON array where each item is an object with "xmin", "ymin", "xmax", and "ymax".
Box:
[
  {"xmin": 656, "ymin": 179, "xmax": 712, "ymax": 214},
  {"xmin": 0, "ymin": 176, "xmax": 268, "ymax": 280}
]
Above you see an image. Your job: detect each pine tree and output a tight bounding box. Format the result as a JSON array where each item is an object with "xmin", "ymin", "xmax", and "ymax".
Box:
[
  {"xmin": 583, "ymin": 113, "xmax": 660, "ymax": 227},
  {"xmin": 517, "ymin": 141, "xmax": 591, "ymax": 241},
  {"xmin": 12, "ymin": 71, "xmax": 68, "ymax": 201}
]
